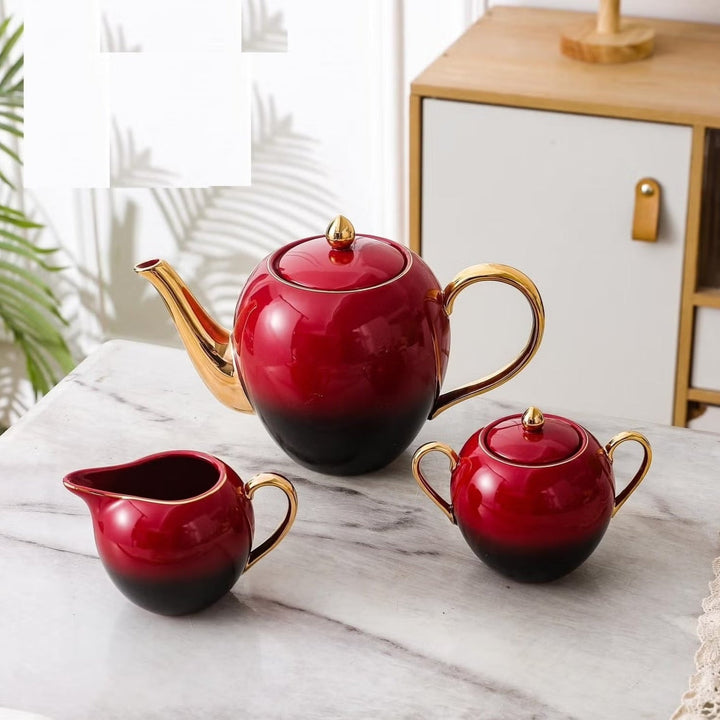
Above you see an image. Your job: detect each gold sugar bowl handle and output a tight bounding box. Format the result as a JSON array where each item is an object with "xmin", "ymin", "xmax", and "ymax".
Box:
[
  {"xmin": 411, "ymin": 442, "xmax": 459, "ymax": 524},
  {"xmin": 605, "ymin": 431, "xmax": 652, "ymax": 517}
]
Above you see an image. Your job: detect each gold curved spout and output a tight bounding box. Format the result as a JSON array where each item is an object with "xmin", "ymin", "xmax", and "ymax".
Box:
[{"xmin": 134, "ymin": 259, "xmax": 253, "ymax": 413}]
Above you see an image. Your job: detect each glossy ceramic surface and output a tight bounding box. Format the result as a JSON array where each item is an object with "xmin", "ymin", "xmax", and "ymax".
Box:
[
  {"xmin": 274, "ymin": 233, "xmax": 407, "ymax": 290},
  {"xmin": 63, "ymin": 451, "xmax": 297, "ymax": 615},
  {"xmin": 135, "ymin": 216, "xmax": 545, "ymax": 476},
  {"xmin": 234, "ymin": 235, "xmax": 448, "ymax": 475},
  {"xmin": 412, "ymin": 409, "xmax": 651, "ymax": 582}
]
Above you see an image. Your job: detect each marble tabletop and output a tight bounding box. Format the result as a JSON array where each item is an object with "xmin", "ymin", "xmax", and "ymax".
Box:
[{"xmin": 1, "ymin": 340, "xmax": 719, "ymax": 720}]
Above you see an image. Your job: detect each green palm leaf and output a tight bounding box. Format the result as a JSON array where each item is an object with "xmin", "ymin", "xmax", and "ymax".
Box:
[
  {"xmin": 0, "ymin": 18, "xmax": 73, "ymax": 400},
  {"xmin": 0, "ymin": 18, "xmax": 21, "ymax": 173}
]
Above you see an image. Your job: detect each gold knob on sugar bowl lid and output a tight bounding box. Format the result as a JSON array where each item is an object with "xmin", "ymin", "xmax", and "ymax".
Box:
[{"xmin": 522, "ymin": 406, "xmax": 545, "ymax": 432}]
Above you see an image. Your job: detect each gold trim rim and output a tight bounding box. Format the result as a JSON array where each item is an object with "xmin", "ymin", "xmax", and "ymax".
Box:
[
  {"xmin": 478, "ymin": 414, "xmax": 590, "ymax": 469},
  {"xmin": 62, "ymin": 451, "xmax": 229, "ymax": 507},
  {"xmin": 267, "ymin": 235, "xmax": 414, "ymax": 294}
]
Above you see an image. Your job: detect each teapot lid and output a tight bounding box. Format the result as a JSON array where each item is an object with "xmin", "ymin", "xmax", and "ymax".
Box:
[
  {"xmin": 483, "ymin": 407, "xmax": 584, "ymax": 466},
  {"xmin": 271, "ymin": 215, "xmax": 408, "ymax": 291}
]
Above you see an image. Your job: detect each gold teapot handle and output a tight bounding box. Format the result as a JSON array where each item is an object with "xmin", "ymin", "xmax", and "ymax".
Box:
[
  {"xmin": 605, "ymin": 431, "xmax": 652, "ymax": 517},
  {"xmin": 411, "ymin": 442, "xmax": 459, "ymax": 524},
  {"xmin": 430, "ymin": 264, "xmax": 545, "ymax": 419},
  {"xmin": 244, "ymin": 473, "xmax": 298, "ymax": 570}
]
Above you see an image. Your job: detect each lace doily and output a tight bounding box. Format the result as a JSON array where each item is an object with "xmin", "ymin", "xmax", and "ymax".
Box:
[{"xmin": 673, "ymin": 557, "xmax": 720, "ymax": 719}]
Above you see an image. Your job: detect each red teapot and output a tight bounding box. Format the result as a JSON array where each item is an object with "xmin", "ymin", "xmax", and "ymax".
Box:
[
  {"xmin": 136, "ymin": 216, "xmax": 544, "ymax": 475},
  {"xmin": 412, "ymin": 407, "xmax": 652, "ymax": 582},
  {"xmin": 64, "ymin": 451, "xmax": 297, "ymax": 615}
]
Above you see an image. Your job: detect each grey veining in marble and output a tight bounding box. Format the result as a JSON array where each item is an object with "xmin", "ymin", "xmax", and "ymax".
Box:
[{"xmin": 1, "ymin": 340, "xmax": 719, "ymax": 719}]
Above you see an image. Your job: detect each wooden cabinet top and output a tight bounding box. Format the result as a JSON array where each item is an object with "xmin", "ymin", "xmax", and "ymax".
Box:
[{"xmin": 411, "ymin": 6, "xmax": 720, "ymax": 127}]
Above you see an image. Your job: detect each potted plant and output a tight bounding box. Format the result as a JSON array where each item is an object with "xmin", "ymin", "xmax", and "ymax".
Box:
[{"xmin": 0, "ymin": 18, "xmax": 72, "ymax": 428}]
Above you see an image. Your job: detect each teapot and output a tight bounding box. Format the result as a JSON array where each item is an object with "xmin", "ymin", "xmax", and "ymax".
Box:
[
  {"xmin": 412, "ymin": 407, "xmax": 652, "ymax": 582},
  {"xmin": 64, "ymin": 451, "xmax": 297, "ymax": 615},
  {"xmin": 136, "ymin": 216, "xmax": 544, "ymax": 475}
]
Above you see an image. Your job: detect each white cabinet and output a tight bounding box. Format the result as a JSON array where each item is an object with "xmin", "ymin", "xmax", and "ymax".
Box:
[
  {"xmin": 421, "ymin": 99, "xmax": 692, "ymax": 423},
  {"xmin": 692, "ymin": 307, "xmax": 720, "ymax": 391},
  {"xmin": 411, "ymin": 7, "xmax": 720, "ymax": 427}
]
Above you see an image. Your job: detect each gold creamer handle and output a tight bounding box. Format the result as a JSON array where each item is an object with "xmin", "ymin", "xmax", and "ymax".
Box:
[
  {"xmin": 430, "ymin": 264, "xmax": 545, "ymax": 419},
  {"xmin": 244, "ymin": 473, "xmax": 298, "ymax": 570}
]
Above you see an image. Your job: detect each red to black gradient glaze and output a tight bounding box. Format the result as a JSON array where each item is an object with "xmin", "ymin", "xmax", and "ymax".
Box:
[
  {"xmin": 63, "ymin": 452, "xmax": 297, "ymax": 616},
  {"xmin": 136, "ymin": 220, "xmax": 545, "ymax": 478},
  {"xmin": 451, "ymin": 426, "xmax": 612, "ymax": 583},
  {"xmin": 234, "ymin": 236, "xmax": 450, "ymax": 476},
  {"xmin": 452, "ymin": 465, "xmax": 611, "ymax": 583},
  {"xmin": 413, "ymin": 411, "xmax": 652, "ymax": 583},
  {"xmin": 258, "ymin": 397, "xmax": 434, "ymax": 476}
]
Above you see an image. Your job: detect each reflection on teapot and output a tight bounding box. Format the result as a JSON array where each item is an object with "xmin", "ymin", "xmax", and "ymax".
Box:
[
  {"xmin": 64, "ymin": 451, "xmax": 297, "ymax": 615},
  {"xmin": 136, "ymin": 216, "xmax": 545, "ymax": 476}
]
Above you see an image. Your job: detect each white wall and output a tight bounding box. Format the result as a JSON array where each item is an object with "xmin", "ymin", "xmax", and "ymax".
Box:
[
  {"xmin": 25, "ymin": 0, "xmax": 483, "ymax": 341},
  {"xmin": 2, "ymin": 0, "xmax": 720, "ymax": 427},
  {"xmin": 495, "ymin": 0, "xmax": 720, "ymax": 24},
  {"xmin": 3, "ymin": 0, "xmax": 480, "ymax": 426}
]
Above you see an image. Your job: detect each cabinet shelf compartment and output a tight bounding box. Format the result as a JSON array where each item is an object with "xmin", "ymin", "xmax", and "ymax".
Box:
[
  {"xmin": 694, "ymin": 287, "xmax": 720, "ymax": 308},
  {"xmin": 697, "ymin": 128, "xmax": 720, "ymax": 290},
  {"xmin": 687, "ymin": 387, "xmax": 720, "ymax": 406},
  {"xmin": 691, "ymin": 306, "xmax": 720, "ymax": 393}
]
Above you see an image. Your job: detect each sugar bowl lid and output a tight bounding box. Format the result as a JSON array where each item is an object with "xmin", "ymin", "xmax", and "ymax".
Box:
[
  {"xmin": 272, "ymin": 215, "xmax": 408, "ymax": 291},
  {"xmin": 483, "ymin": 407, "xmax": 584, "ymax": 466}
]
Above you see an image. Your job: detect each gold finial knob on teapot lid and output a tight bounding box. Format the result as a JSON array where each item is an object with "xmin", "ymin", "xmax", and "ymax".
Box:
[
  {"xmin": 522, "ymin": 406, "xmax": 545, "ymax": 432},
  {"xmin": 326, "ymin": 215, "xmax": 356, "ymax": 250}
]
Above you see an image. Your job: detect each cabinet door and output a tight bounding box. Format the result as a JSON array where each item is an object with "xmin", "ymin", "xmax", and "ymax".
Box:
[{"xmin": 422, "ymin": 99, "xmax": 692, "ymax": 424}]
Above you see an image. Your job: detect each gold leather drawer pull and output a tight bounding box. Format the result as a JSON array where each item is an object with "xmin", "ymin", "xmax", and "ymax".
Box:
[{"xmin": 632, "ymin": 178, "xmax": 660, "ymax": 242}]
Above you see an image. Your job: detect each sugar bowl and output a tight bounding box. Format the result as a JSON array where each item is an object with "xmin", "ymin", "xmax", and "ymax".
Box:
[{"xmin": 412, "ymin": 407, "xmax": 651, "ymax": 582}]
